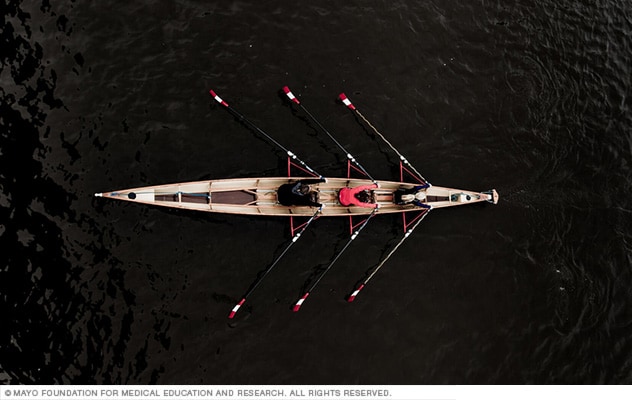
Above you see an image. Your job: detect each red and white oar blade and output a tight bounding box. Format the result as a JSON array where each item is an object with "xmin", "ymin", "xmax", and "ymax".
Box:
[
  {"xmin": 338, "ymin": 93, "xmax": 356, "ymax": 110},
  {"xmin": 292, "ymin": 292, "xmax": 310, "ymax": 312},
  {"xmin": 347, "ymin": 284, "xmax": 365, "ymax": 302},
  {"xmin": 282, "ymin": 86, "xmax": 300, "ymax": 104},
  {"xmin": 209, "ymin": 89, "xmax": 229, "ymax": 107},
  {"xmin": 228, "ymin": 298, "xmax": 246, "ymax": 319}
]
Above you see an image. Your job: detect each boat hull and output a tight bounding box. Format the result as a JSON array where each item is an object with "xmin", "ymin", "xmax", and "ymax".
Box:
[{"xmin": 96, "ymin": 177, "xmax": 498, "ymax": 217}]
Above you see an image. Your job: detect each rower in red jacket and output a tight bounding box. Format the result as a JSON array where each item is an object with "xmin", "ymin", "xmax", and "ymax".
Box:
[{"xmin": 338, "ymin": 183, "xmax": 379, "ymax": 208}]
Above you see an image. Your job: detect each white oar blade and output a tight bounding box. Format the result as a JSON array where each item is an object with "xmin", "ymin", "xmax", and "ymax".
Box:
[
  {"xmin": 209, "ymin": 89, "xmax": 229, "ymax": 107},
  {"xmin": 282, "ymin": 86, "xmax": 300, "ymax": 104},
  {"xmin": 347, "ymin": 284, "xmax": 365, "ymax": 302},
  {"xmin": 338, "ymin": 93, "xmax": 356, "ymax": 110},
  {"xmin": 293, "ymin": 292, "xmax": 310, "ymax": 312},
  {"xmin": 228, "ymin": 298, "xmax": 246, "ymax": 319}
]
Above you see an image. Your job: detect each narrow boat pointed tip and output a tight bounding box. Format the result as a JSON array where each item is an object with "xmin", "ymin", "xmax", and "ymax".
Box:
[{"xmin": 94, "ymin": 193, "xmax": 103, "ymax": 197}]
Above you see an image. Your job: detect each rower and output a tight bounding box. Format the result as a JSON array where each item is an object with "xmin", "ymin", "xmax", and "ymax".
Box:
[
  {"xmin": 277, "ymin": 178, "xmax": 325, "ymax": 207},
  {"xmin": 339, "ymin": 183, "xmax": 379, "ymax": 208},
  {"xmin": 395, "ymin": 184, "xmax": 431, "ymax": 208}
]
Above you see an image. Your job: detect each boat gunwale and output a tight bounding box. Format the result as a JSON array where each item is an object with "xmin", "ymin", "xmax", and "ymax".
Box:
[{"xmin": 98, "ymin": 177, "xmax": 496, "ymax": 217}]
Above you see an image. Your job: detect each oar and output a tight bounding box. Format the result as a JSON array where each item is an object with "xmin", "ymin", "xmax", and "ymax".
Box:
[
  {"xmin": 229, "ymin": 207, "xmax": 323, "ymax": 319},
  {"xmin": 338, "ymin": 93, "xmax": 429, "ymax": 185},
  {"xmin": 209, "ymin": 89, "xmax": 323, "ymax": 179},
  {"xmin": 282, "ymin": 86, "xmax": 377, "ymax": 183},
  {"xmin": 347, "ymin": 208, "xmax": 431, "ymax": 302},
  {"xmin": 293, "ymin": 208, "xmax": 378, "ymax": 312}
]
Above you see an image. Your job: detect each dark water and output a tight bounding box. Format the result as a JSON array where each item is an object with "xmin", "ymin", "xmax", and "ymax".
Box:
[{"xmin": 2, "ymin": 0, "xmax": 632, "ymax": 384}]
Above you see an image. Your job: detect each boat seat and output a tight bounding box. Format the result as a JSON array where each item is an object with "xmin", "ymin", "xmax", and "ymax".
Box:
[{"xmin": 212, "ymin": 190, "xmax": 256, "ymax": 205}]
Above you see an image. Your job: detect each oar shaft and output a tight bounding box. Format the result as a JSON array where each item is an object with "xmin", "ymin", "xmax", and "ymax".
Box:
[
  {"xmin": 310, "ymin": 209, "xmax": 377, "ymax": 291},
  {"xmin": 294, "ymin": 208, "xmax": 378, "ymax": 312},
  {"xmin": 282, "ymin": 86, "xmax": 375, "ymax": 183},
  {"xmin": 347, "ymin": 209, "xmax": 430, "ymax": 302},
  {"xmin": 357, "ymin": 110, "xmax": 427, "ymax": 181},
  {"xmin": 339, "ymin": 93, "xmax": 429, "ymax": 184},
  {"xmin": 301, "ymin": 105, "xmax": 376, "ymax": 182},
  {"xmin": 300, "ymin": 105, "xmax": 347, "ymax": 154},
  {"xmin": 226, "ymin": 107, "xmax": 290, "ymax": 154},
  {"xmin": 247, "ymin": 209, "xmax": 321, "ymax": 296},
  {"xmin": 363, "ymin": 210, "xmax": 429, "ymax": 284},
  {"xmin": 210, "ymin": 89, "xmax": 322, "ymax": 179},
  {"xmin": 229, "ymin": 207, "xmax": 321, "ymax": 318}
]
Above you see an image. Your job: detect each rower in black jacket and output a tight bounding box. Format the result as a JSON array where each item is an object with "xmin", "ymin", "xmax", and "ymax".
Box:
[{"xmin": 277, "ymin": 178, "xmax": 325, "ymax": 207}]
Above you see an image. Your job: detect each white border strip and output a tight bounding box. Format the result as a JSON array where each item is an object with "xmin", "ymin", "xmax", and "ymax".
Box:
[{"xmin": 0, "ymin": 385, "xmax": 628, "ymax": 400}]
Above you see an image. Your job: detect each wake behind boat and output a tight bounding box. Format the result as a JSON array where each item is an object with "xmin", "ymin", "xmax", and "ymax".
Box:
[{"xmin": 95, "ymin": 87, "xmax": 499, "ymax": 318}]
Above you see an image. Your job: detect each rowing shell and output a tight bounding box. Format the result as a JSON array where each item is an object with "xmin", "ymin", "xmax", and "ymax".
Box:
[
  {"xmin": 95, "ymin": 177, "xmax": 499, "ymax": 216},
  {"xmin": 95, "ymin": 87, "xmax": 499, "ymax": 317}
]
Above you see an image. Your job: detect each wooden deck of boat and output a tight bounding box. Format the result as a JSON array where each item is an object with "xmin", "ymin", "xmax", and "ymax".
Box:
[{"xmin": 98, "ymin": 177, "xmax": 497, "ymax": 217}]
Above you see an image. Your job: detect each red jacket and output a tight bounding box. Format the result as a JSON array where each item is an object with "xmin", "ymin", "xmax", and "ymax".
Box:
[{"xmin": 338, "ymin": 184, "xmax": 378, "ymax": 208}]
